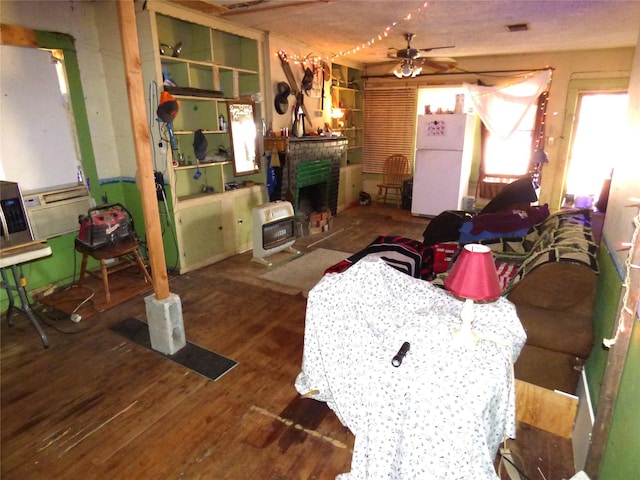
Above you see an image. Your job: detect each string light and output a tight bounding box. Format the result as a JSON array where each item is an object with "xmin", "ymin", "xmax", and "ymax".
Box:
[
  {"xmin": 532, "ymin": 86, "xmax": 551, "ymax": 185},
  {"xmin": 276, "ymin": 1, "xmax": 431, "ymax": 65}
]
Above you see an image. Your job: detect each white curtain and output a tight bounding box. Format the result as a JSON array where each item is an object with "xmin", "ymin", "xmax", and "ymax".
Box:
[{"xmin": 464, "ymin": 70, "xmax": 552, "ymax": 140}]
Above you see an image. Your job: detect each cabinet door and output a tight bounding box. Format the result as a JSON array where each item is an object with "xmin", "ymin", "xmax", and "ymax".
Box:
[
  {"xmin": 338, "ymin": 168, "xmax": 348, "ymax": 212},
  {"xmin": 177, "ymin": 200, "xmax": 225, "ymax": 271},
  {"xmin": 338, "ymin": 165, "xmax": 363, "ymax": 212},
  {"xmin": 233, "ymin": 187, "xmax": 268, "ymax": 253},
  {"xmin": 348, "ymin": 165, "xmax": 363, "ymax": 205}
]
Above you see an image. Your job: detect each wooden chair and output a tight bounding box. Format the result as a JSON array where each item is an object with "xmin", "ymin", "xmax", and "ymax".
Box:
[
  {"xmin": 376, "ymin": 154, "xmax": 411, "ymax": 207},
  {"xmin": 75, "ymin": 236, "xmax": 152, "ymax": 303}
]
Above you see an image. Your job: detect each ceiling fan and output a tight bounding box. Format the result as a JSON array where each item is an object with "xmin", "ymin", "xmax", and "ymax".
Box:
[{"xmin": 388, "ymin": 33, "xmax": 456, "ymax": 77}]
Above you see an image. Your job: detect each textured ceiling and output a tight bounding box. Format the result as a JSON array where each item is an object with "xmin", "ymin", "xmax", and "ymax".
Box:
[{"xmin": 210, "ymin": 0, "xmax": 640, "ymax": 64}]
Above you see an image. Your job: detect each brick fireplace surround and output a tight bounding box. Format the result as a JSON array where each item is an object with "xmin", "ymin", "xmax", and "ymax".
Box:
[{"xmin": 275, "ymin": 136, "xmax": 348, "ymax": 217}]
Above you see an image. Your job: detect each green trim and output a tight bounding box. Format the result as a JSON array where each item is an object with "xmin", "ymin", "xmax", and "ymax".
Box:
[
  {"xmin": 34, "ymin": 30, "xmax": 75, "ymax": 51},
  {"xmin": 34, "ymin": 30, "xmax": 99, "ymax": 195},
  {"xmin": 599, "ymin": 321, "xmax": 640, "ymax": 478},
  {"xmin": 585, "ymin": 243, "xmax": 624, "ymax": 409}
]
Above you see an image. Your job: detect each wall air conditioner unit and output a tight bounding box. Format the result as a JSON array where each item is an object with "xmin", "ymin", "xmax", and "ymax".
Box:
[
  {"xmin": 251, "ymin": 201, "xmax": 301, "ymax": 267},
  {"xmin": 23, "ymin": 185, "xmax": 94, "ymax": 240}
]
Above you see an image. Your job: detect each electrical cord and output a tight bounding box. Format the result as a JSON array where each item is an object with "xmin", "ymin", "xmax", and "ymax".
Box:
[
  {"xmin": 35, "ymin": 304, "xmax": 101, "ymax": 334},
  {"xmin": 33, "ymin": 284, "xmax": 100, "ymax": 334},
  {"xmin": 497, "ymin": 444, "xmax": 531, "ymax": 480},
  {"xmin": 145, "ymin": 80, "xmax": 180, "ymax": 273},
  {"xmin": 148, "ymin": 80, "xmax": 171, "ymax": 176}
]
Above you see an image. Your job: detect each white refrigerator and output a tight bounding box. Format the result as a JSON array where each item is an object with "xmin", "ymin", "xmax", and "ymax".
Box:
[{"xmin": 411, "ymin": 114, "xmax": 477, "ymax": 217}]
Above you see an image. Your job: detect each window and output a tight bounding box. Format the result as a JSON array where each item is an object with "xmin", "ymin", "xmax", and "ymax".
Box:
[
  {"xmin": 477, "ymin": 92, "xmax": 548, "ymax": 199},
  {"xmin": 363, "ymin": 87, "xmax": 417, "ymax": 173},
  {"xmin": 482, "ymin": 103, "xmax": 536, "ymax": 177}
]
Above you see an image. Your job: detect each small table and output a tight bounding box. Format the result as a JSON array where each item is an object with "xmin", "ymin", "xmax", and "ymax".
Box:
[
  {"xmin": 75, "ymin": 236, "xmax": 152, "ymax": 304},
  {"xmin": 1, "ymin": 241, "xmax": 53, "ymax": 348},
  {"xmin": 295, "ymin": 258, "xmax": 526, "ymax": 479}
]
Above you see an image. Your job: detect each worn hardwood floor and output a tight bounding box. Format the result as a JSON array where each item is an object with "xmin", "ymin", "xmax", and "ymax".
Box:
[{"xmin": 1, "ymin": 204, "xmax": 573, "ymax": 479}]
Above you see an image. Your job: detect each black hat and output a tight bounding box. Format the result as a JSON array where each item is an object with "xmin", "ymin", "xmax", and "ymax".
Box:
[
  {"xmin": 193, "ymin": 129, "xmax": 208, "ymax": 161},
  {"xmin": 301, "ymin": 67, "xmax": 313, "ymax": 93},
  {"xmin": 274, "ymin": 81, "xmax": 291, "ymax": 115}
]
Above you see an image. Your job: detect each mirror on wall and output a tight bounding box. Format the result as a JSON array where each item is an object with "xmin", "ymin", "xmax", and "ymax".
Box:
[{"xmin": 227, "ymin": 101, "xmax": 260, "ymax": 176}]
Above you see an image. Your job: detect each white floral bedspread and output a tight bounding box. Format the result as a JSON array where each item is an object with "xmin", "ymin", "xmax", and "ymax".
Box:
[{"xmin": 295, "ymin": 257, "xmax": 527, "ymax": 480}]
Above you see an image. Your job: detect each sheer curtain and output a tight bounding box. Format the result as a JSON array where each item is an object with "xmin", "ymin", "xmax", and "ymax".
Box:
[
  {"xmin": 464, "ymin": 70, "xmax": 552, "ymax": 139},
  {"xmin": 464, "ymin": 70, "xmax": 552, "ymax": 198}
]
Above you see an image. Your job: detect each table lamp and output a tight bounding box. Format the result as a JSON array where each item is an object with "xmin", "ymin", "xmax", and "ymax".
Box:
[{"xmin": 444, "ymin": 244, "xmax": 502, "ymax": 346}]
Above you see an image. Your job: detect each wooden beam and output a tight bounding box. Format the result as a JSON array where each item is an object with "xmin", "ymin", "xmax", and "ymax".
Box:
[
  {"xmin": 0, "ymin": 24, "xmax": 37, "ymax": 48},
  {"xmin": 221, "ymin": 0, "xmax": 331, "ymax": 17},
  {"xmin": 116, "ymin": 1, "xmax": 171, "ymax": 301},
  {"xmin": 169, "ymin": 0, "xmax": 228, "ymax": 15},
  {"xmin": 515, "ymin": 380, "xmax": 578, "ymax": 439}
]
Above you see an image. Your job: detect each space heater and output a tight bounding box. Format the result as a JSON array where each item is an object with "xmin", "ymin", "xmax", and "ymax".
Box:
[{"xmin": 251, "ymin": 201, "xmax": 300, "ymax": 267}]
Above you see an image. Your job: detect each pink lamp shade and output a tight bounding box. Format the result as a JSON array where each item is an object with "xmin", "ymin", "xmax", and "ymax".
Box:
[{"xmin": 444, "ymin": 244, "xmax": 502, "ymax": 301}]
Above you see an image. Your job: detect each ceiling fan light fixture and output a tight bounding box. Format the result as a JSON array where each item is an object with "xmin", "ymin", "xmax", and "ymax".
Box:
[{"xmin": 393, "ymin": 60, "xmax": 422, "ymax": 78}]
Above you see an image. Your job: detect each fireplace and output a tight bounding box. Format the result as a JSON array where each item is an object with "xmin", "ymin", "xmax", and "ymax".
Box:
[
  {"xmin": 295, "ymin": 160, "xmax": 331, "ymax": 216},
  {"xmin": 268, "ymin": 136, "xmax": 347, "ymax": 216}
]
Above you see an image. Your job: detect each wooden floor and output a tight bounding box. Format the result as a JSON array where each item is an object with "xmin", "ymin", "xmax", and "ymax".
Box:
[{"xmin": 1, "ymin": 204, "xmax": 573, "ymax": 479}]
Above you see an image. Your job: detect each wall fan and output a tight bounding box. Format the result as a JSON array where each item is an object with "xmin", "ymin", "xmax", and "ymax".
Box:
[{"xmin": 388, "ymin": 33, "xmax": 456, "ymax": 77}]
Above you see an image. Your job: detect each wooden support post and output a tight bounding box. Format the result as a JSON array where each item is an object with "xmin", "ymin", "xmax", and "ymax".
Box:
[{"xmin": 116, "ymin": 1, "xmax": 171, "ymax": 301}]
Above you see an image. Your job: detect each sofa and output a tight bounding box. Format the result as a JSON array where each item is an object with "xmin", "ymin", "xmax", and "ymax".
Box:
[
  {"xmin": 326, "ymin": 190, "xmax": 598, "ymax": 394},
  {"xmin": 474, "ymin": 208, "xmax": 599, "ymax": 393},
  {"xmin": 419, "ymin": 177, "xmax": 599, "ymax": 393}
]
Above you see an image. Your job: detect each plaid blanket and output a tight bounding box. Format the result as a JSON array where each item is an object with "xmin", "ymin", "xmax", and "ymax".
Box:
[{"xmin": 324, "ymin": 235, "xmax": 435, "ymax": 280}]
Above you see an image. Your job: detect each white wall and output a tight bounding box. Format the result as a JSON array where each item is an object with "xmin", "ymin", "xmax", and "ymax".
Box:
[
  {"xmin": 264, "ymin": 34, "xmax": 327, "ymax": 135},
  {"xmin": 264, "ymin": 33, "xmax": 365, "ymax": 136},
  {"xmin": 1, "ymin": 1, "xmax": 134, "ymax": 182},
  {"xmin": 0, "ymin": 45, "xmax": 81, "ymax": 192}
]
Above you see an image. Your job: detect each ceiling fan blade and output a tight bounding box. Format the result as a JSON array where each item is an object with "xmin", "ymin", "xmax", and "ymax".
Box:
[
  {"xmin": 418, "ymin": 45, "xmax": 455, "ymax": 53},
  {"xmin": 416, "ymin": 57, "xmax": 457, "ymax": 72}
]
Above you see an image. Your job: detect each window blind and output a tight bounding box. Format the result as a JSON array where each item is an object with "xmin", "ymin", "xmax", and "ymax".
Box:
[{"xmin": 363, "ymin": 87, "xmax": 418, "ymax": 174}]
